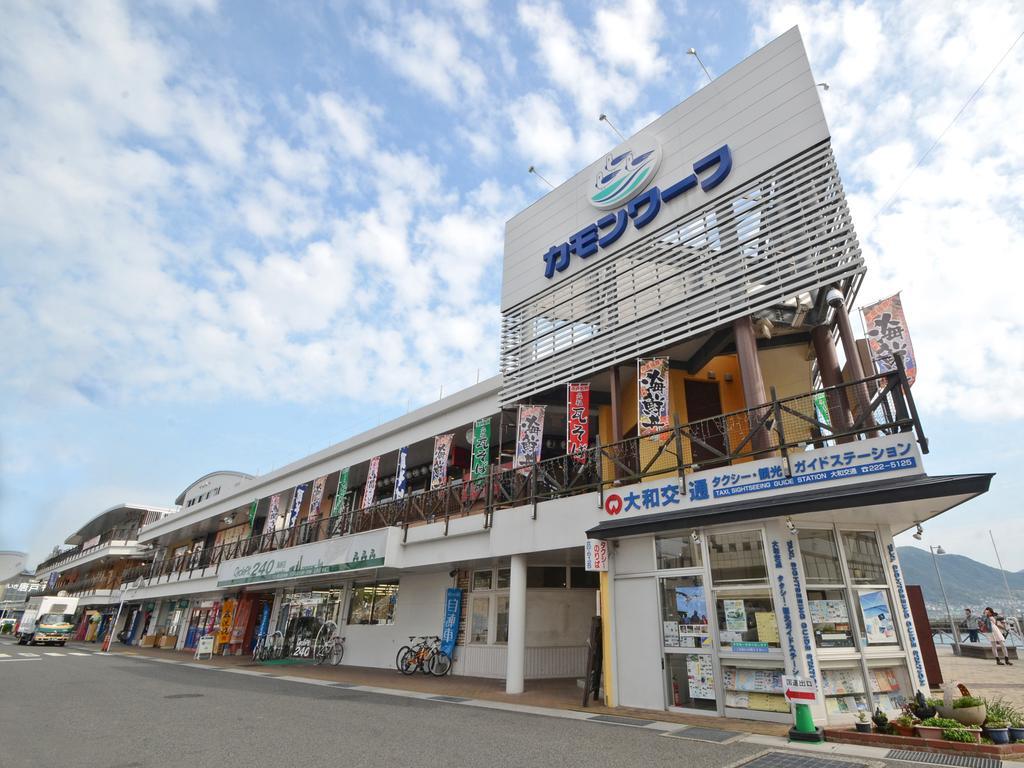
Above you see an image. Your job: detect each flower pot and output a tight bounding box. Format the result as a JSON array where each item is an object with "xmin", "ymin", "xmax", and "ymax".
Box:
[
  {"xmin": 984, "ymin": 727, "xmax": 1010, "ymax": 745},
  {"xmin": 1008, "ymin": 726, "xmax": 1024, "ymax": 743},
  {"xmin": 891, "ymin": 723, "xmax": 916, "ymax": 737},
  {"xmin": 915, "ymin": 725, "xmax": 945, "ymax": 741},
  {"xmin": 855, "ymin": 722, "xmax": 872, "ymax": 733},
  {"xmin": 952, "ymin": 705, "xmax": 987, "ymax": 727}
]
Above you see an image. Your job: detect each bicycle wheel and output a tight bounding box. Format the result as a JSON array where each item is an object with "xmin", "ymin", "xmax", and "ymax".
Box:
[
  {"xmin": 252, "ymin": 637, "xmax": 263, "ymax": 664},
  {"xmin": 397, "ymin": 647, "xmax": 419, "ymax": 675},
  {"xmin": 395, "ymin": 645, "xmax": 411, "ymax": 671},
  {"xmin": 331, "ymin": 639, "xmax": 345, "ymax": 666},
  {"xmin": 313, "ymin": 622, "xmax": 337, "ymax": 666},
  {"xmin": 430, "ymin": 650, "xmax": 451, "ymax": 677}
]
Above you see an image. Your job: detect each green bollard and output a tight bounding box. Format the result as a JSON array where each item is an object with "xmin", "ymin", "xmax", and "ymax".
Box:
[{"xmin": 788, "ymin": 703, "xmax": 824, "ymax": 743}]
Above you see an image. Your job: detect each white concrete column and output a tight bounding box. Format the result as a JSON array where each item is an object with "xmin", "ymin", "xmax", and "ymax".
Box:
[{"xmin": 505, "ymin": 554, "xmax": 528, "ymax": 694}]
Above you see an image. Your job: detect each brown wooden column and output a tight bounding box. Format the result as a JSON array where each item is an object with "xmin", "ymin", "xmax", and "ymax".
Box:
[
  {"xmin": 810, "ymin": 324, "xmax": 854, "ymax": 438},
  {"xmin": 831, "ymin": 292, "xmax": 877, "ymax": 434},
  {"xmin": 733, "ymin": 316, "xmax": 773, "ymax": 454},
  {"xmin": 609, "ymin": 365, "xmax": 622, "ymax": 444}
]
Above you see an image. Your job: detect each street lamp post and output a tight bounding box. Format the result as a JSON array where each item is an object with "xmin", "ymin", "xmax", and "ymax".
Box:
[
  {"xmin": 929, "ymin": 545, "xmax": 961, "ymax": 656},
  {"xmin": 102, "ymin": 576, "xmax": 144, "ymax": 653}
]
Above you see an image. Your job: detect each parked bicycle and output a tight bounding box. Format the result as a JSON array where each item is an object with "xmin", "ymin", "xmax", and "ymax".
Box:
[
  {"xmin": 395, "ymin": 635, "xmax": 451, "ymax": 676},
  {"xmin": 252, "ymin": 630, "xmax": 284, "ymax": 663},
  {"xmin": 313, "ymin": 621, "xmax": 345, "ymax": 666}
]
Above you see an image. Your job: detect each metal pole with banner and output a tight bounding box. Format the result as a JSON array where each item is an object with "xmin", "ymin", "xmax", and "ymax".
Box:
[
  {"xmin": 566, "ymin": 383, "xmax": 590, "ymax": 461},
  {"xmin": 861, "ymin": 293, "xmax": 917, "ymax": 385},
  {"xmin": 362, "ymin": 456, "xmax": 380, "ymax": 508},
  {"xmin": 286, "ymin": 482, "xmax": 309, "ymax": 528},
  {"xmin": 471, "ymin": 419, "xmax": 491, "ymax": 482},
  {"xmin": 330, "ymin": 468, "xmax": 350, "ymax": 517},
  {"xmin": 430, "ymin": 434, "xmax": 454, "ymax": 490},
  {"xmin": 393, "ymin": 447, "xmax": 408, "ymax": 499},
  {"xmin": 514, "ymin": 405, "xmax": 545, "ymax": 470},
  {"xmin": 306, "ymin": 476, "xmax": 327, "ymax": 526},
  {"xmin": 637, "ymin": 357, "xmax": 670, "ymax": 440},
  {"xmin": 440, "ymin": 587, "xmax": 462, "ymax": 659}
]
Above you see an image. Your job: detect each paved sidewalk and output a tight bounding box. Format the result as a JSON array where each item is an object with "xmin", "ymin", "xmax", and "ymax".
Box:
[
  {"xmin": 936, "ymin": 643, "xmax": 1024, "ymax": 708},
  {"xmin": 89, "ymin": 640, "xmax": 789, "ymax": 736}
]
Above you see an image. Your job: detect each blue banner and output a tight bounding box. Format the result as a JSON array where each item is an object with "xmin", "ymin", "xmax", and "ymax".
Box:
[{"xmin": 440, "ymin": 587, "xmax": 462, "ymax": 658}]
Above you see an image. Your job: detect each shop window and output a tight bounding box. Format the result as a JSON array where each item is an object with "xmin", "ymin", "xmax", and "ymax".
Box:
[
  {"xmin": 656, "ymin": 532, "xmax": 703, "ymax": 569},
  {"xmin": 347, "ymin": 581, "xmax": 399, "ymax": 625},
  {"xmin": 821, "ymin": 664, "xmax": 869, "ymax": 715},
  {"xmin": 570, "ymin": 567, "xmax": 599, "ymax": 589},
  {"xmin": 470, "ymin": 596, "xmax": 489, "ymax": 643},
  {"xmin": 527, "ymin": 566, "xmax": 566, "ymax": 589},
  {"xmin": 840, "ymin": 531, "xmax": 886, "ymax": 584},
  {"xmin": 852, "ymin": 588, "xmax": 901, "ymax": 648},
  {"xmin": 722, "ymin": 662, "xmax": 789, "ymax": 714},
  {"xmin": 495, "ymin": 595, "xmax": 509, "ymax": 643},
  {"xmin": 472, "ymin": 570, "xmax": 493, "ymax": 591},
  {"xmin": 709, "ymin": 531, "xmax": 767, "ymax": 584},
  {"xmin": 806, "ymin": 589, "xmax": 855, "ymax": 648},
  {"xmin": 665, "ymin": 653, "xmax": 717, "ymax": 711},
  {"xmin": 798, "ymin": 529, "xmax": 843, "ymax": 584},
  {"xmin": 866, "ymin": 660, "xmax": 911, "ymax": 713},
  {"xmin": 496, "ymin": 568, "xmax": 510, "ymax": 589},
  {"xmin": 714, "ymin": 589, "xmax": 780, "ymax": 652},
  {"xmin": 660, "ymin": 576, "xmax": 710, "ymax": 649}
]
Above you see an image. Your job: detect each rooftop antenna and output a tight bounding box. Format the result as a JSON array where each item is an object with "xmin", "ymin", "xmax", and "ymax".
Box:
[
  {"xmin": 598, "ymin": 113, "xmax": 626, "ymax": 142},
  {"xmin": 687, "ymin": 48, "xmax": 713, "ymax": 83},
  {"xmin": 528, "ymin": 165, "xmax": 555, "ymax": 190}
]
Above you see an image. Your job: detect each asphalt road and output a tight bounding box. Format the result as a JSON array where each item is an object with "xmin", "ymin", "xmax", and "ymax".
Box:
[{"xmin": 0, "ymin": 644, "xmax": 927, "ymax": 768}]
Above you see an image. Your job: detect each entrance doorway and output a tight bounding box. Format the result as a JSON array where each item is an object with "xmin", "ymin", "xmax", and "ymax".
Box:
[
  {"xmin": 683, "ymin": 379, "xmax": 726, "ymax": 465},
  {"xmin": 659, "ymin": 574, "xmax": 716, "ymax": 712}
]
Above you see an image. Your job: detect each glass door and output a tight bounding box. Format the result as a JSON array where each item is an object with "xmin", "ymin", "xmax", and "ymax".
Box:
[{"xmin": 659, "ymin": 575, "xmax": 717, "ymax": 712}]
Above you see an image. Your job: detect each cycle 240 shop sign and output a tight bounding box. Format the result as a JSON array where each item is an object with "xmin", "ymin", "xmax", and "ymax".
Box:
[{"xmin": 217, "ymin": 530, "xmax": 388, "ymax": 587}]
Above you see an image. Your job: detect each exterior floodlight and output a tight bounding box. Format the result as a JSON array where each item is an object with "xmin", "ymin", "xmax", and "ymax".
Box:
[
  {"xmin": 690, "ymin": 530, "xmax": 701, "ymax": 545},
  {"xmin": 785, "ymin": 517, "xmax": 798, "ymax": 535},
  {"xmin": 686, "ymin": 48, "xmax": 713, "ymax": 83},
  {"xmin": 598, "ymin": 113, "xmax": 626, "ymax": 141},
  {"xmin": 528, "ymin": 165, "xmax": 554, "ymax": 190},
  {"xmin": 912, "ymin": 523, "xmax": 923, "ymax": 540}
]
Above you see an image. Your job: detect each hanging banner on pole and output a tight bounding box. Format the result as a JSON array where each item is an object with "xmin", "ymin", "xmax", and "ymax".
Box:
[
  {"xmin": 514, "ymin": 405, "xmax": 546, "ymax": 470},
  {"xmin": 861, "ymin": 293, "xmax": 917, "ymax": 386},
  {"xmin": 430, "ymin": 434, "xmax": 454, "ymax": 490},
  {"xmin": 440, "ymin": 587, "xmax": 462, "ymax": 658},
  {"xmin": 330, "ymin": 468, "xmax": 350, "ymax": 517},
  {"xmin": 247, "ymin": 499, "xmax": 259, "ymax": 531},
  {"xmin": 566, "ymin": 383, "xmax": 590, "ymax": 461},
  {"xmin": 638, "ymin": 357, "xmax": 670, "ymax": 439},
  {"xmin": 286, "ymin": 482, "xmax": 309, "ymax": 528},
  {"xmin": 470, "ymin": 418, "xmax": 491, "ymax": 482},
  {"xmin": 263, "ymin": 494, "xmax": 282, "ymax": 535},
  {"xmin": 812, "ymin": 392, "xmax": 831, "ymax": 431},
  {"xmin": 393, "ymin": 447, "xmax": 409, "ymax": 500},
  {"xmin": 362, "ymin": 456, "xmax": 380, "ymax": 508},
  {"xmin": 307, "ymin": 476, "xmax": 327, "ymax": 525}
]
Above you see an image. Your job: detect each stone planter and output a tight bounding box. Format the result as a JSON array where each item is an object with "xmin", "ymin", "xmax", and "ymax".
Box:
[
  {"xmin": 891, "ymin": 722, "xmax": 916, "ymax": 737},
  {"xmin": 952, "ymin": 705, "xmax": 987, "ymax": 727},
  {"xmin": 916, "ymin": 725, "xmax": 945, "ymax": 741},
  {"xmin": 855, "ymin": 722, "xmax": 872, "ymax": 733}
]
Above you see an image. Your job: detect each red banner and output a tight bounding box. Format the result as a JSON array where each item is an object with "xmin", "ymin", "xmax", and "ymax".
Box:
[{"xmin": 566, "ymin": 383, "xmax": 590, "ymax": 461}]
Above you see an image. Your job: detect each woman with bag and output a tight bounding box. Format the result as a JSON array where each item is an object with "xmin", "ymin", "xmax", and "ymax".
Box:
[{"xmin": 981, "ymin": 607, "xmax": 1013, "ymax": 666}]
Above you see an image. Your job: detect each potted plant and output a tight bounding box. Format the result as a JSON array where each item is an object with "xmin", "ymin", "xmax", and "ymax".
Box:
[
  {"xmin": 910, "ymin": 690, "xmax": 937, "ymax": 721},
  {"xmin": 951, "ymin": 695, "xmax": 987, "ymax": 726},
  {"xmin": 855, "ymin": 711, "xmax": 872, "ymax": 733},
  {"xmin": 917, "ymin": 716, "xmax": 962, "ymax": 741},
  {"xmin": 892, "ymin": 714, "xmax": 917, "ymax": 737},
  {"xmin": 944, "ymin": 727, "xmax": 980, "ymax": 744},
  {"xmin": 983, "ymin": 719, "xmax": 1010, "ymax": 745},
  {"xmin": 872, "ymin": 707, "xmax": 890, "ymax": 733},
  {"xmin": 1009, "ymin": 716, "xmax": 1024, "ymax": 743}
]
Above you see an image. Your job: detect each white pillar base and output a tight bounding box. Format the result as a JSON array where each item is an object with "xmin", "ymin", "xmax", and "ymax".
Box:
[{"xmin": 506, "ymin": 554, "xmax": 527, "ymax": 694}]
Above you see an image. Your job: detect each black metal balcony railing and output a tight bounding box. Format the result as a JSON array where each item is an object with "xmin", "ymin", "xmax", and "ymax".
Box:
[{"xmin": 146, "ymin": 362, "xmax": 926, "ymax": 585}]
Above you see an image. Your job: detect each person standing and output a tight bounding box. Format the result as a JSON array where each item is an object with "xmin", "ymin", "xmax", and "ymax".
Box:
[
  {"xmin": 965, "ymin": 608, "xmax": 979, "ymax": 643},
  {"xmin": 981, "ymin": 607, "xmax": 1013, "ymax": 665}
]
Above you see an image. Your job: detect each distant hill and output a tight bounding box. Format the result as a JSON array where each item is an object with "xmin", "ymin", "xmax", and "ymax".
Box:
[{"xmin": 897, "ymin": 546, "xmax": 1024, "ymax": 615}]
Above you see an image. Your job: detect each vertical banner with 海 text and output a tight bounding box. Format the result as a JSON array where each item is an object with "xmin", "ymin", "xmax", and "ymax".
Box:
[
  {"xmin": 362, "ymin": 456, "xmax": 380, "ymax": 508},
  {"xmin": 514, "ymin": 405, "xmax": 545, "ymax": 470},
  {"xmin": 330, "ymin": 468, "xmax": 350, "ymax": 517},
  {"xmin": 566, "ymin": 383, "xmax": 590, "ymax": 461},
  {"xmin": 430, "ymin": 434, "xmax": 454, "ymax": 490},
  {"xmin": 393, "ymin": 447, "xmax": 408, "ymax": 499},
  {"xmin": 861, "ymin": 293, "xmax": 917, "ymax": 386},
  {"xmin": 470, "ymin": 418, "xmax": 491, "ymax": 482},
  {"xmin": 306, "ymin": 476, "xmax": 327, "ymax": 526},
  {"xmin": 637, "ymin": 357, "xmax": 670, "ymax": 440},
  {"xmin": 286, "ymin": 482, "xmax": 309, "ymax": 528}
]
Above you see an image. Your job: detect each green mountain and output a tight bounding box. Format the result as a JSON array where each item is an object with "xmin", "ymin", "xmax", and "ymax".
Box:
[{"xmin": 897, "ymin": 546, "xmax": 1024, "ymax": 616}]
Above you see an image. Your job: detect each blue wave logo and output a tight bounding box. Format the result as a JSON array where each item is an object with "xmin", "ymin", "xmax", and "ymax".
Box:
[{"xmin": 589, "ymin": 137, "xmax": 662, "ymax": 210}]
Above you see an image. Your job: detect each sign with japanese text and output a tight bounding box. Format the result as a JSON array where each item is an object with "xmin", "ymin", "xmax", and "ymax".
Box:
[
  {"xmin": 440, "ymin": 587, "xmax": 462, "ymax": 657},
  {"xmin": 471, "ymin": 418, "xmax": 491, "ymax": 482},
  {"xmin": 362, "ymin": 456, "xmax": 380, "ymax": 508},
  {"xmin": 602, "ymin": 433, "xmax": 922, "ymax": 518},
  {"xmin": 566, "ymin": 383, "xmax": 590, "ymax": 460},
  {"xmin": 393, "ymin": 447, "xmax": 408, "ymax": 500},
  {"xmin": 584, "ymin": 539, "xmax": 609, "ymax": 572},
  {"xmin": 430, "ymin": 434, "xmax": 454, "ymax": 490},
  {"xmin": 286, "ymin": 482, "xmax": 309, "ymax": 528},
  {"xmin": 783, "ymin": 676, "xmax": 818, "ymax": 702},
  {"xmin": 262, "ymin": 494, "xmax": 282, "ymax": 535},
  {"xmin": 306, "ymin": 476, "xmax": 327, "ymax": 525},
  {"xmin": 637, "ymin": 357, "xmax": 670, "ymax": 439},
  {"xmin": 862, "ymin": 293, "xmax": 916, "ymax": 386},
  {"xmin": 514, "ymin": 405, "xmax": 546, "ymax": 470},
  {"xmin": 330, "ymin": 468, "xmax": 350, "ymax": 517}
]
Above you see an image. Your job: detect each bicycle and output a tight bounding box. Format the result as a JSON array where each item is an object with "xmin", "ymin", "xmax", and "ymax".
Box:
[
  {"xmin": 252, "ymin": 630, "xmax": 284, "ymax": 663},
  {"xmin": 313, "ymin": 621, "xmax": 345, "ymax": 666},
  {"xmin": 396, "ymin": 635, "xmax": 451, "ymax": 676}
]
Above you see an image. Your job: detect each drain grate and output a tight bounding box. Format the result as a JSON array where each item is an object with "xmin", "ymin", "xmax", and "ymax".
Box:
[
  {"xmin": 663, "ymin": 726, "xmax": 741, "ymax": 743},
  {"xmin": 429, "ymin": 695, "xmax": 469, "ymax": 703},
  {"xmin": 885, "ymin": 750, "xmax": 1002, "ymax": 768},
  {"xmin": 738, "ymin": 753, "xmax": 866, "ymax": 768},
  {"xmin": 588, "ymin": 714, "xmax": 655, "ymax": 727}
]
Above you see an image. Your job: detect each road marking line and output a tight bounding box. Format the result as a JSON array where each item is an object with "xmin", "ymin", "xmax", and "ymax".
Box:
[
  {"xmin": 0, "ymin": 653, "xmax": 9, "ymax": 657},
  {"xmin": 18, "ymin": 652, "xmax": 39, "ymax": 656},
  {"xmin": 43, "ymin": 652, "xmax": 65, "ymax": 656},
  {"xmin": 67, "ymin": 652, "xmax": 91, "ymax": 656},
  {"xmin": 0, "ymin": 657, "xmax": 40, "ymax": 662}
]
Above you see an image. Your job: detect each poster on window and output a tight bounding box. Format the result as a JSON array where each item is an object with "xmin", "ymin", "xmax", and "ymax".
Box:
[
  {"xmin": 724, "ymin": 599, "xmax": 747, "ymax": 632},
  {"xmin": 430, "ymin": 434, "xmax": 454, "ymax": 490},
  {"xmin": 393, "ymin": 446, "xmax": 408, "ymax": 500},
  {"xmin": 675, "ymin": 586, "xmax": 707, "ymax": 625},
  {"xmin": 566, "ymin": 383, "xmax": 590, "ymax": 461},
  {"xmin": 307, "ymin": 476, "xmax": 327, "ymax": 525},
  {"xmin": 637, "ymin": 357, "xmax": 670, "ymax": 440},
  {"xmin": 470, "ymin": 418, "xmax": 491, "ymax": 482},
  {"xmin": 861, "ymin": 293, "xmax": 917, "ymax": 386},
  {"xmin": 362, "ymin": 456, "xmax": 380, "ymax": 508},
  {"xmin": 263, "ymin": 494, "xmax": 282, "ymax": 535},
  {"xmin": 514, "ymin": 405, "xmax": 545, "ymax": 470},
  {"xmin": 286, "ymin": 482, "xmax": 309, "ymax": 528},
  {"xmin": 858, "ymin": 590, "xmax": 897, "ymax": 644},
  {"xmin": 330, "ymin": 468, "xmax": 350, "ymax": 517}
]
